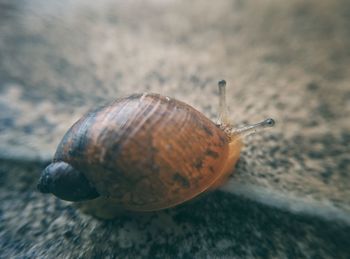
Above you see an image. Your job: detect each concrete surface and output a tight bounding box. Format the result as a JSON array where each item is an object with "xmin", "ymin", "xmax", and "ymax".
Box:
[{"xmin": 0, "ymin": 0, "xmax": 349, "ymax": 257}]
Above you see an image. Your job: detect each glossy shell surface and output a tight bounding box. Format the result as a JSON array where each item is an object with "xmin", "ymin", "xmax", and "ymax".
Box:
[{"xmin": 54, "ymin": 93, "xmax": 234, "ymax": 211}]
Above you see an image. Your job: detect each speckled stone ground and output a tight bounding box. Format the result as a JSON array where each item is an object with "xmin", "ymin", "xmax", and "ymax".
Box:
[
  {"xmin": 1, "ymin": 160, "xmax": 350, "ymax": 258},
  {"xmin": 0, "ymin": 0, "xmax": 350, "ymax": 257}
]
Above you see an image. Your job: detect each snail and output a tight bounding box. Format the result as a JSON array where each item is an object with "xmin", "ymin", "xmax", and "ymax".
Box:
[{"xmin": 37, "ymin": 80, "xmax": 275, "ymax": 213}]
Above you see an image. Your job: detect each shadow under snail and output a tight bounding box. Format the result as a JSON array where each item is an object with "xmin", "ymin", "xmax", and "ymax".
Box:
[{"xmin": 37, "ymin": 80, "xmax": 275, "ymax": 215}]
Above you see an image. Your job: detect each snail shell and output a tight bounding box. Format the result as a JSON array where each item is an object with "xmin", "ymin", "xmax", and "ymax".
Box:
[
  {"xmin": 55, "ymin": 93, "xmax": 240, "ymax": 211},
  {"xmin": 37, "ymin": 81, "xmax": 274, "ymax": 213}
]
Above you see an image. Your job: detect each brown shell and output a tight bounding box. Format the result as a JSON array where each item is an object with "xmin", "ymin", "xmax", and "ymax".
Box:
[{"xmin": 54, "ymin": 93, "xmax": 241, "ymax": 211}]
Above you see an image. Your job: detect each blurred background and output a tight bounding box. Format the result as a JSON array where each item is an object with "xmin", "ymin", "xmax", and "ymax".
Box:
[{"xmin": 1, "ymin": 0, "xmax": 349, "ymax": 258}]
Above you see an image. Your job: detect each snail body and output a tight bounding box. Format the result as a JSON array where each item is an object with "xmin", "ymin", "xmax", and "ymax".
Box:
[{"xmin": 38, "ymin": 81, "xmax": 274, "ymax": 214}]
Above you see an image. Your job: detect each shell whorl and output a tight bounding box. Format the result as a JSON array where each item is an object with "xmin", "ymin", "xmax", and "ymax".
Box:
[{"xmin": 54, "ymin": 93, "xmax": 231, "ymax": 211}]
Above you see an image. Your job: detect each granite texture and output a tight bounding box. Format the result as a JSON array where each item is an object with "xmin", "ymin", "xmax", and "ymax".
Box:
[
  {"xmin": 0, "ymin": 0, "xmax": 350, "ymax": 257},
  {"xmin": 1, "ymin": 160, "xmax": 350, "ymax": 258}
]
